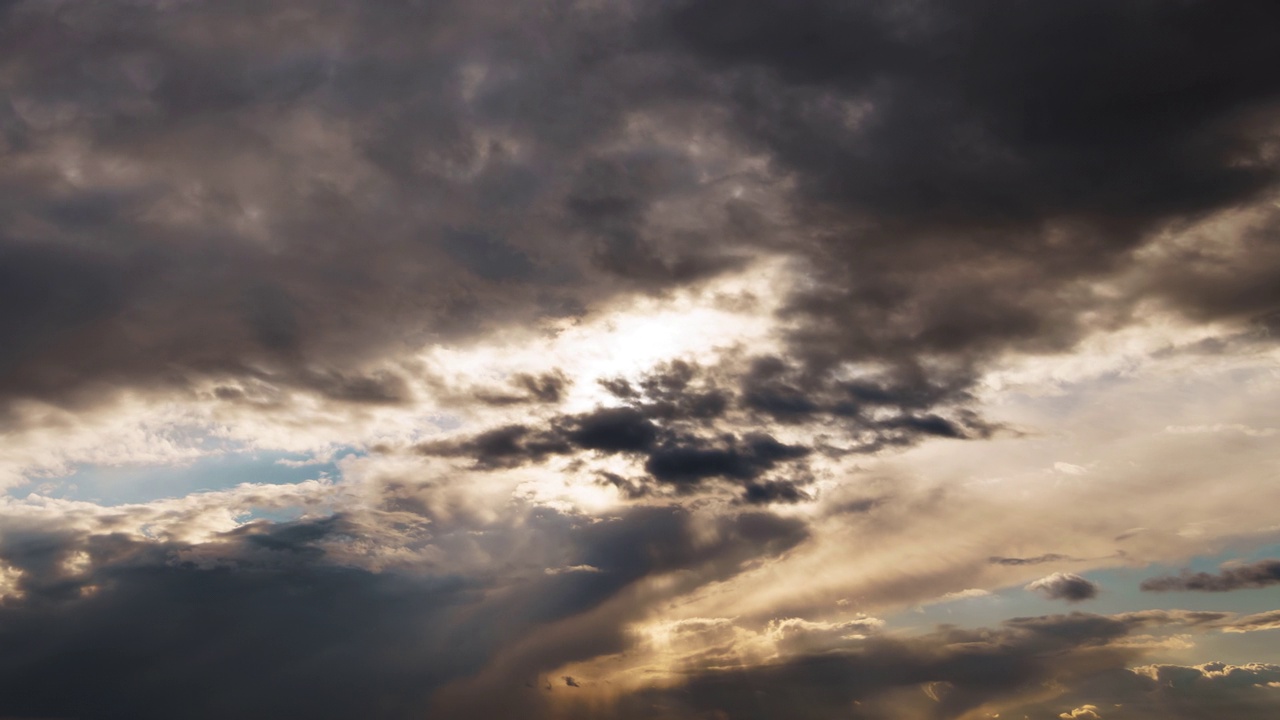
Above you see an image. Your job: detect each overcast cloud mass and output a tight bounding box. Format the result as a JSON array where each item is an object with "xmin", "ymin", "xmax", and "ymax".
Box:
[{"xmin": 2, "ymin": 1, "xmax": 1280, "ymax": 718}]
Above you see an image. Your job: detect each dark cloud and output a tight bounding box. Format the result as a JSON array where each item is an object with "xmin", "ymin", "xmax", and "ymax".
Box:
[
  {"xmin": 663, "ymin": 0, "xmax": 1280, "ymax": 222},
  {"xmin": 0, "ymin": 0, "xmax": 742, "ymax": 417},
  {"xmin": 644, "ymin": 432, "xmax": 809, "ymax": 484},
  {"xmin": 0, "ymin": 243, "xmax": 129, "ymax": 386},
  {"xmin": 989, "ymin": 553, "xmax": 1076, "ymax": 566},
  {"xmin": 574, "ymin": 506, "xmax": 807, "ymax": 590},
  {"xmin": 741, "ymin": 356, "xmax": 975, "ymax": 422},
  {"xmin": 1141, "ymin": 559, "xmax": 1280, "ymax": 593},
  {"xmin": 475, "ymin": 371, "xmax": 572, "ymax": 406},
  {"xmin": 0, "ymin": 520, "xmax": 484, "ymax": 720},
  {"xmin": 1026, "ymin": 573, "xmax": 1100, "ymax": 603},
  {"xmin": 2, "ymin": 0, "xmax": 1276, "ymax": 432},
  {"xmin": 422, "ymin": 411, "xmax": 813, "ymax": 501},
  {"xmin": 422, "ymin": 365, "xmax": 827, "ymax": 500},
  {"xmin": 737, "ymin": 356, "xmax": 996, "ymax": 451},
  {"xmin": 643, "ymin": 0, "xmax": 1280, "ymax": 417},
  {"xmin": 418, "ymin": 405, "xmax": 661, "ymax": 468},
  {"xmin": 419, "ymin": 424, "xmax": 572, "ymax": 469},
  {"xmin": 5, "ymin": 3, "xmax": 1280, "ymax": 718},
  {"xmin": 622, "ymin": 360, "xmax": 733, "ymax": 422},
  {"xmin": 1017, "ymin": 661, "xmax": 1280, "ymax": 720},
  {"xmin": 0, "ymin": 502, "xmax": 806, "ymax": 720},
  {"xmin": 1221, "ymin": 610, "xmax": 1280, "ymax": 634},
  {"xmin": 567, "ymin": 407, "xmax": 660, "ymax": 453},
  {"xmin": 0, "ymin": 501, "xmax": 1267, "ymax": 720},
  {"xmin": 1112, "ymin": 610, "xmax": 1235, "ymax": 629},
  {"xmin": 2, "ymin": 0, "xmax": 1273, "ymax": 453},
  {"xmin": 595, "ymin": 610, "xmax": 1234, "ymax": 720},
  {"xmin": 423, "ymin": 507, "xmax": 810, "ymax": 719},
  {"xmin": 741, "ymin": 479, "xmax": 810, "ymax": 505},
  {"xmin": 594, "ymin": 471, "xmax": 653, "ymax": 501},
  {"xmin": 421, "ymin": 356, "xmax": 991, "ymax": 501}
]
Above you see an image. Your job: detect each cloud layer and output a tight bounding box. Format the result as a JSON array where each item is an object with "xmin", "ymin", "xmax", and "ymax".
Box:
[
  {"xmin": 2, "ymin": 0, "xmax": 1280, "ymax": 718},
  {"xmin": 1142, "ymin": 559, "xmax": 1280, "ymax": 592}
]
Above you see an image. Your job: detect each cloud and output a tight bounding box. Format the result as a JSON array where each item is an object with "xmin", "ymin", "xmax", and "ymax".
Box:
[
  {"xmin": 0, "ymin": 519, "xmax": 487, "ymax": 719},
  {"xmin": 474, "ymin": 371, "xmax": 572, "ymax": 406},
  {"xmin": 1060, "ymin": 705, "xmax": 1102, "ymax": 719},
  {"xmin": 644, "ymin": 433, "xmax": 810, "ymax": 484},
  {"xmin": 1026, "ymin": 573, "xmax": 1101, "ymax": 603},
  {"xmin": 544, "ymin": 565, "xmax": 602, "ymax": 576},
  {"xmin": 421, "ymin": 424, "xmax": 573, "ymax": 470},
  {"xmin": 0, "ymin": 500, "xmax": 808, "ymax": 720},
  {"xmin": 1141, "ymin": 559, "xmax": 1280, "ymax": 592},
  {"xmin": 3, "ymin": 1, "xmax": 1280, "ymax": 719},
  {"xmin": 765, "ymin": 616, "xmax": 885, "ymax": 655},
  {"xmin": 569, "ymin": 407, "xmax": 662, "ymax": 453},
  {"xmin": 0, "ymin": 0, "xmax": 755, "ymax": 421},
  {"xmin": 990, "ymin": 553, "xmax": 1077, "ymax": 566},
  {"xmin": 1114, "ymin": 609, "xmax": 1235, "ymax": 629},
  {"xmin": 643, "ymin": 0, "xmax": 1280, "ymax": 441},
  {"xmin": 741, "ymin": 479, "xmax": 811, "ymax": 505},
  {"xmin": 6, "ymin": 0, "xmax": 1276, "ymax": 446},
  {"xmin": 575, "ymin": 609, "xmax": 1270, "ymax": 720},
  {"xmin": 1220, "ymin": 610, "xmax": 1280, "ymax": 634},
  {"xmin": 418, "ymin": 370, "xmax": 822, "ymax": 502},
  {"xmin": 416, "ymin": 356, "xmax": 1000, "ymax": 504},
  {"xmin": 918, "ymin": 588, "xmax": 993, "ymax": 609}
]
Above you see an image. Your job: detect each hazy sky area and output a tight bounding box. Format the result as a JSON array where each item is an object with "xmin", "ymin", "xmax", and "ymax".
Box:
[{"xmin": 3, "ymin": 1, "xmax": 1280, "ymax": 718}]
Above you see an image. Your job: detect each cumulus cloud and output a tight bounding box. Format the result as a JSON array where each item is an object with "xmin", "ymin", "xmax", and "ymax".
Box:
[{"xmin": 1027, "ymin": 573, "xmax": 1101, "ymax": 603}]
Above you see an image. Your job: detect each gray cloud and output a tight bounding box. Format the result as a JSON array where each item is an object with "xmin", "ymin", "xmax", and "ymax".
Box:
[
  {"xmin": 418, "ymin": 362, "xmax": 828, "ymax": 502},
  {"xmin": 1, "ymin": 0, "xmax": 1277, "ymax": 436},
  {"xmin": 647, "ymin": 0, "xmax": 1280, "ymax": 416},
  {"xmin": 1141, "ymin": 559, "xmax": 1280, "ymax": 592},
  {"xmin": 4, "ymin": 1, "xmax": 1280, "ymax": 718},
  {"xmin": 0, "ymin": 0, "xmax": 746, "ymax": 419},
  {"xmin": 1026, "ymin": 572, "xmax": 1101, "ymax": 603},
  {"xmin": 474, "ymin": 371, "xmax": 572, "ymax": 406},
  {"xmin": 0, "ymin": 519, "xmax": 485, "ymax": 720},
  {"xmin": 584, "ymin": 610, "xmax": 1269, "ymax": 720},
  {"xmin": 420, "ymin": 410, "xmax": 818, "ymax": 503},
  {"xmin": 1023, "ymin": 661, "xmax": 1280, "ymax": 720},
  {"xmin": 990, "ymin": 553, "xmax": 1077, "ymax": 566},
  {"xmin": 1221, "ymin": 610, "xmax": 1280, "ymax": 634},
  {"xmin": 0, "ymin": 502, "xmax": 806, "ymax": 720},
  {"xmin": 418, "ymin": 358, "xmax": 994, "ymax": 503}
]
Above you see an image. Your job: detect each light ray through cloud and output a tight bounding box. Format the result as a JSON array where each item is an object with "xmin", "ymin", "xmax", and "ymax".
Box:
[{"xmin": 1, "ymin": 1, "xmax": 1279, "ymax": 718}]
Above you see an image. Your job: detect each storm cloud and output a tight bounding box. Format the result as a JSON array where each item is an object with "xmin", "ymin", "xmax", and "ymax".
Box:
[
  {"xmin": 2, "ymin": 0, "xmax": 1280, "ymax": 718},
  {"xmin": 1, "ymin": 0, "xmax": 1277, "ymax": 426},
  {"xmin": 0, "ymin": 503, "xmax": 807, "ymax": 720}
]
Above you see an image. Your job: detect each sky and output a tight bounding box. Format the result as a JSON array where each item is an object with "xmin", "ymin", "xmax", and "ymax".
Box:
[{"xmin": 1, "ymin": 1, "xmax": 1279, "ymax": 718}]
